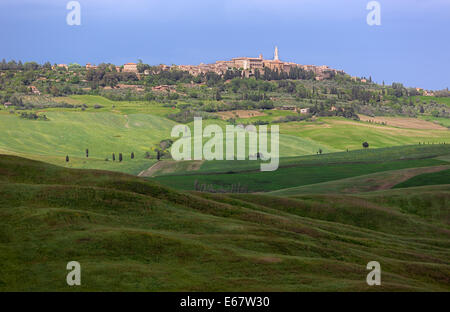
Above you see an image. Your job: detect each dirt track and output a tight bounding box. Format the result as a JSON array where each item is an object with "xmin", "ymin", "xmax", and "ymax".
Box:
[
  {"xmin": 217, "ymin": 110, "xmax": 266, "ymax": 119},
  {"xmin": 344, "ymin": 165, "xmax": 450, "ymax": 193},
  {"xmin": 358, "ymin": 115, "xmax": 447, "ymax": 130},
  {"xmin": 138, "ymin": 160, "xmax": 203, "ymax": 177}
]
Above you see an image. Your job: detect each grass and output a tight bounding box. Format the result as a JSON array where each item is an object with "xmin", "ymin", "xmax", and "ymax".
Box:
[
  {"xmin": 269, "ymin": 165, "xmax": 450, "ymax": 196},
  {"xmin": 228, "ymin": 109, "xmax": 299, "ymax": 123},
  {"xmin": 152, "ymin": 158, "xmax": 447, "ymax": 192},
  {"xmin": 149, "ymin": 145, "xmax": 450, "ymax": 192},
  {"xmin": 0, "ymin": 111, "xmax": 174, "ymax": 174},
  {"xmin": 184, "ymin": 144, "xmax": 450, "ymax": 175},
  {"xmin": 1, "ymin": 95, "xmax": 448, "ymax": 176},
  {"xmin": 421, "ymin": 116, "xmax": 450, "ymax": 128},
  {"xmin": 413, "ymin": 96, "xmax": 450, "ymax": 107},
  {"xmin": 393, "ymin": 169, "xmax": 450, "ymax": 189},
  {"xmin": 0, "ymin": 155, "xmax": 449, "ymax": 291},
  {"xmin": 280, "ymin": 117, "xmax": 450, "ymax": 150},
  {"xmin": 356, "ymin": 185, "xmax": 450, "ymax": 225},
  {"xmin": 67, "ymin": 95, "xmax": 181, "ymax": 116},
  {"xmin": 0, "ymin": 111, "xmax": 175, "ymax": 157}
]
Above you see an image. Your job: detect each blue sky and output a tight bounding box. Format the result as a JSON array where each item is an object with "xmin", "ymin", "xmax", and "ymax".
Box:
[{"xmin": 0, "ymin": 0, "xmax": 449, "ymax": 90}]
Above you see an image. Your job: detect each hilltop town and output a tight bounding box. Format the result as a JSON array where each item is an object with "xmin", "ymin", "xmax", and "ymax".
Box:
[
  {"xmin": 1, "ymin": 47, "xmax": 448, "ymax": 121},
  {"xmin": 174, "ymin": 47, "xmax": 342, "ymax": 81},
  {"xmin": 55, "ymin": 47, "xmax": 343, "ymax": 82},
  {"xmin": 46, "ymin": 47, "xmax": 438, "ymax": 96}
]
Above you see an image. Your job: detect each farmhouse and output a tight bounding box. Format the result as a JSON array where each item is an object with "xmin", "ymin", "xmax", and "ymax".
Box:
[
  {"xmin": 279, "ymin": 105, "xmax": 297, "ymax": 111},
  {"xmin": 52, "ymin": 64, "xmax": 69, "ymax": 70},
  {"xmin": 123, "ymin": 63, "xmax": 138, "ymax": 73},
  {"xmin": 299, "ymin": 108, "xmax": 310, "ymax": 114},
  {"xmin": 152, "ymin": 85, "xmax": 173, "ymax": 92},
  {"xmin": 30, "ymin": 86, "xmax": 41, "ymax": 95},
  {"xmin": 3, "ymin": 102, "xmax": 12, "ymax": 108},
  {"xmin": 85, "ymin": 63, "xmax": 98, "ymax": 70},
  {"xmin": 116, "ymin": 84, "xmax": 144, "ymax": 91}
]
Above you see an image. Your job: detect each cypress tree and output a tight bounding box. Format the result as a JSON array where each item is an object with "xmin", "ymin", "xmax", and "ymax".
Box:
[
  {"xmin": 112, "ymin": 153, "xmax": 115, "ymax": 161},
  {"xmin": 119, "ymin": 153, "xmax": 123, "ymax": 162},
  {"xmin": 66, "ymin": 155, "xmax": 69, "ymax": 162}
]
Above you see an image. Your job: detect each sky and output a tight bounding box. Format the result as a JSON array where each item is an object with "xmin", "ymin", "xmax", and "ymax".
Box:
[{"xmin": 0, "ymin": 0, "xmax": 449, "ymax": 90}]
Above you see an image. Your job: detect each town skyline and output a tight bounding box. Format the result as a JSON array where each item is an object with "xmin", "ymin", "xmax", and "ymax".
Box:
[
  {"xmin": 71, "ymin": 46, "xmax": 342, "ymax": 82},
  {"xmin": 8, "ymin": 46, "xmax": 436, "ymax": 92}
]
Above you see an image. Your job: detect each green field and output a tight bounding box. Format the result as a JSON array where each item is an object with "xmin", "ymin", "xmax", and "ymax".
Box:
[
  {"xmin": 393, "ymin": 169, "xmax": 450, "ymax": 189},
  {"xmin": 67, "ymin": 95, "xmax": 181, "ymax": 116},
  {"xmin": 421, "ymin": 116, "xmax": 450, "ymax": 128},
  {"xmin": 152, "ymin": 144, "xmax": 450, "ymax": 175},
  {"xmin": 1, "ymin": 95, "xmax": 448, "ymax": 176},
  {"xmin": 150, "ymin": 145, "xmax": 450, "ymax": 192},
  {"xmin": 152, "ymin": 158, "xmax": 447, "ymax": 192},
  {"xmin": 0, "ymin": 111, "xmax": 171, "ymax": 175},
  {"xmin": 269, "ymin": 165, "xmax": 450, "ymax": 196},
  {"xmin": 1, "ymin": 155, "xmax": 449, "ymax": 291},
  {"xmin": 280, "ymin": 117, "xmax": 450, "ymax": 150},
  {"xmin": 0, "ymin": 111, "xmax": 175, "ymax": 156},
  {"xmin": 413, "ymin": 95, "xmax": 450, "ymax": 107}
]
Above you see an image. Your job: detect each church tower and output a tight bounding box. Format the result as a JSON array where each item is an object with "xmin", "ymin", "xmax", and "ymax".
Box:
[{"xmin": 274, "ymin": 46, "xmax": 279, "ymax": 61}]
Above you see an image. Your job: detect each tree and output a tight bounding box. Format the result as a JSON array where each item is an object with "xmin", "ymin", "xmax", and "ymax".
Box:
[
  {"xmin": 85, "ymin": 148, "xmax": 89, "ymax": 158},
  {"xmin": 319, "ymin": 149, "xmax": 323, "ymax": 154},
  {"xmin": 43, "ymin": 62, "xmax": 52, "ymax": 70},
  {"xmin": 50, "ymin": 85, "xmax": 60, "ymax": 96},
  {"xmin": 131, "ymin": 152, "xmax": 135, "ymax": 159},
  {"xmin": 362, "ymin": 142, "xmax": 369, "ymax": 149},
  {"xmin": 119, "ymin": 153, "xmax": 123, "ymax": 162},
  {"xmin": 215, "ymin": 90, "xmax": 222, "ymax": 101},
  {"xmin": 66, "ymin": 155, "xmax": 69, "ymax": 162},
  {"xmin": 157, "ymin": 150, "xmax": 161, "ymax": 161},
  {"xmin": 112, "ymin": 153, "xmax": 115, "ymax": 161}
]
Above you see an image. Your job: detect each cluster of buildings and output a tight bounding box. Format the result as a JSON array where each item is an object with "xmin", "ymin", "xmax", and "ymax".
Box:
[
  {"xmin": 52, "ymin": 62, "xmax": 140, "ymax": 73},
  {"xmin": 174, "ymin": 47, "xmax": 342, "ymax": 80},
  {"xmin": 278, "ymin": 105, "xmax": 311, "ymax": 114},
  {"xmin": 85, "ymin": 62, "xmax": 138, "ymax": 73},
  {"xmin": 55, "ymin": 47, "xmax": 341, "ymax": 80},
  {"xmin": 415, "ymin": 88, "xmax": 434, "ymax": 97}
]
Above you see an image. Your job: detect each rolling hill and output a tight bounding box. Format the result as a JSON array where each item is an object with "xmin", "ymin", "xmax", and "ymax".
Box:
[
  {"xmin": 0, "ymin": 95, "xmax": 449, "ymax": 176},
  {"xmin": 150, "ymin": 145, "xmax": 450, "ymax": 192},
  {"xmin": 0, "ymin": 155, "xmax": 449, "ymax": 291}
]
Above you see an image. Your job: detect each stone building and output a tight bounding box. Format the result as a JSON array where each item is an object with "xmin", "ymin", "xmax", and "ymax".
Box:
[
  {"xmin": 123, "ymin": 63, "xmax": 138, "ymax": 73},
  {"xmin": 85, "ymin": 63, "xmax": 97, "ymax": 70}
]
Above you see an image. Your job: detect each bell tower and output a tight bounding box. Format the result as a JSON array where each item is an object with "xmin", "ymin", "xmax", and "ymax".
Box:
[{"xmin": 274, "ymin": 46, "xmax": 279, "ymax": 61}]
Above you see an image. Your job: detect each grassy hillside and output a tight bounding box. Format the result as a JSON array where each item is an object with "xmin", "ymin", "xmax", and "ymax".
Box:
[
  {"xmin": 152, "ymin": 144, "xmax": 450, "ymax": 176},
  {"xmin": 280, "ymin": 117, "xmax": 450, "ymax": 150},
  {"xmin": 151, "ymin": 145, "xmax": 450, "ymax": 192},
  {"xmin": 393, "ymin": 169, "xmax": 450, "ymax": 189},
  {"xmin": 413, "ymin": 96, "xmax": 450, "ymax": 107},
  {"xmin": 0, "ymin": 111, "xmax": 175, "ymax": 157},
  {"xmin": 421, "ymin": 116, "xmax": 450, "ymax": 128},
  {"xmin": 1, "ymin": 95, "xmax": 448, "ymax": 176},
  {"xmin": 0, "ymin": 155, "xmax": 449, "ymax": 291},
  {"xmin": 0, "ymin": 111, "xmax": 169, "ymax": 174},
  {"xmin": 152, "ymin": 158, "xmax": 446, "ymax": 192},
  {"xmin": 269, "ymin": 165, "xmax": 450, "ymax": 196}
]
